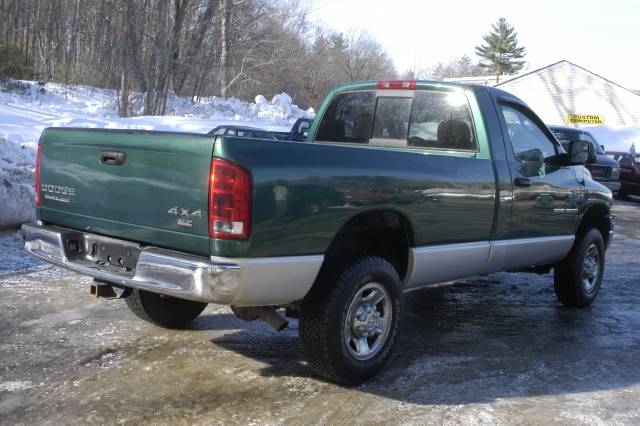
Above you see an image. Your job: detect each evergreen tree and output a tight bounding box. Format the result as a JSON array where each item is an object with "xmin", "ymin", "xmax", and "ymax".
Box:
[
  {"xmin": 455, "ymin": 55, "xmax": 474, "ymax": 77},
  {"xmin": 475, "ymin": 18, "xmax": 526, "ymax": 77},
  {"xmin": 431, "ymin": 63, "xmax": 445, "ymax": 80},
  {"xmin": 432, "ymin": 62, "xmax": 455, "ymax": 80},
  {"xmin": 0, "ymin": 43, "xmax": 33, "ymax": 81}
]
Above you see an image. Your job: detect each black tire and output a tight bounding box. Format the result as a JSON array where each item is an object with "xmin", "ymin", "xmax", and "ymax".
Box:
[
  {"xmin": 125, "ymin": 289, "xmax": 207, "ymax": 328},
  {"xmin": 554, "ymin": 228, "xmax": 605, "ymax": 308},
  {"xmin": 299, "ymin": 256, "xmax": 403, "ymax": 385}
]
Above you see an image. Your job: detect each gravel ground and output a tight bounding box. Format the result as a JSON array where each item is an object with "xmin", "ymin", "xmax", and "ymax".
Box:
[{"xmin": 1, "ymin": 199, "xmax": 639, "ymax": 425}]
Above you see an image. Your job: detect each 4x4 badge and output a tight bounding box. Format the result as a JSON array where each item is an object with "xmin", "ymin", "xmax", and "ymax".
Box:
[
  {"xmin": 168, "ymin": 207, "xmax": 203, "ymax": 219},
  {"xmin": 168, "ymin": 207, "xmax": 202, "ymax": 228}
]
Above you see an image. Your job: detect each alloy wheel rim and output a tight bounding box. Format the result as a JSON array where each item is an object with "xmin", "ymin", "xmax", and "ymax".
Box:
[
  {"xmin": 582, "ymin": 243, "xmax": 601, "ymax": 292},
  {"xmin": 343, "ymin": 282, "xmax": 392, "ymax": 361}
]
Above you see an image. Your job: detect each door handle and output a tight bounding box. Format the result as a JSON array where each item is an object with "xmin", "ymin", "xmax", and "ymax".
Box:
[
  {"xmin": 100, "ymin": 151, "xmax": 126, "ymax": 165},
  {"xmin": 514, "ymin": 177, "xmax": 531, "ymax": 187}
]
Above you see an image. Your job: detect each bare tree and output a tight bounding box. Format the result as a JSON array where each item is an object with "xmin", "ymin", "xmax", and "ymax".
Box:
[
  {"xmin": 0, "ymin": 0, "xmax": 400, "ymax": 113},
  {"xmin": 218, "ymin": 0, "xmax": 230, "ymax": 98}
]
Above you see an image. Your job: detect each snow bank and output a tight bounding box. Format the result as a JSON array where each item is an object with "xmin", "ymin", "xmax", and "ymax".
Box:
[
  {"xmin": 0, "ymin": 135, "xmax": 37, "ymax": 228},
  {"xmin": 0, "ymin": 80, "xmax": 314, "ymax": 228}
]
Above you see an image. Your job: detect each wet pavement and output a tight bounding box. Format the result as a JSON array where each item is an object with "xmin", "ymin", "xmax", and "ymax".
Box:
[{"xmin": 1, "ymin": 199, "xmax": 639, "ymax": 424}]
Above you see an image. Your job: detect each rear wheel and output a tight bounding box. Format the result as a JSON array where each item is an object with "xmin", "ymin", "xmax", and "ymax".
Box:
[
  {"xmin": 125, "ymin": 289, "xmax": 207, "ymax": 328},
  {"xmin": 299, "ymin": 256, "xmax": 403, "ymax": 385},
  {"xmin": 554, "ymin": 228, "xmax": 605, "ymax": 308}
]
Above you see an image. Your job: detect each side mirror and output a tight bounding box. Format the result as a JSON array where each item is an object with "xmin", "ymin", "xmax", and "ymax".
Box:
[
  {"xmin": 600, "ymin": 144, "xmax": 606, "ymax": 152},
  {"xmin": 567, "ymin": 140, "xmax": 596, "ymax": 165}
]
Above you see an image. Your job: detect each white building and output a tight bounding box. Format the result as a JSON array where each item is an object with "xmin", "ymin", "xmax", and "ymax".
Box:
[
  {"xmin": 494, "ymin": 60, "xmax": 640, "ymax": 128},
  {"xmin": 445, "ymin": 60, "xmax": 640, "ymax": 151}
]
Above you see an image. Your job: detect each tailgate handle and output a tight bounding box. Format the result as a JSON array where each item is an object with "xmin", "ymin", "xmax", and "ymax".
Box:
[{"xmin": 100, "ymin": 151, "xmax": 126, "ymax": 165}]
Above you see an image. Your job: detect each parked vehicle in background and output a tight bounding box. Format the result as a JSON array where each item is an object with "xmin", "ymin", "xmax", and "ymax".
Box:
[
  {"xmin": 24, "ymin": 80, "xmax": 613, "ymax": 385},
  {"xmin": 548, "ymin": 125, "xmax": 621, "ymax": 193},
  {"xmin": 271, "ymin": 117, "xmax": 315, "ymax": 142},
  {"xmin": 209, "ymin": 118, "xmax": 314, "ymax": 142},
  {"xmin": 207, "ymin": 125, "xmax": 278, "ymax": 140},
  {"xmin": 287, "ymin": 117, "xmax": 314, "ymax": 141},
  {"xmin": 608, "ymin": 151, "xmax": 640, "ymax": 197}
]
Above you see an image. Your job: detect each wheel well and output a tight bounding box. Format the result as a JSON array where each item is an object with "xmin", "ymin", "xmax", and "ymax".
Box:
[
  {"xmin": 317, "ymin": 210, "xmax": 412, "ymax": 282},
  {"xmin": 578, "ymin": 204, "xmax": 611, "ymax": 246}
]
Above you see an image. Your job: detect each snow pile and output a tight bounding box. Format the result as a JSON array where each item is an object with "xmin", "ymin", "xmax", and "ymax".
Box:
[
  {"xmin": 0, "ymin": 80, "xmax": 314, "ymax": 228},
  {"xmin": 0, "ymin": 135, "xmax": 38, "ymax": 228}
]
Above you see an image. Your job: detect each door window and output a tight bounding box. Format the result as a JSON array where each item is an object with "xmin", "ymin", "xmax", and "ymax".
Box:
[{"xmin": 501, "ymin": 105, "xmax": 557, "ymax": 162}]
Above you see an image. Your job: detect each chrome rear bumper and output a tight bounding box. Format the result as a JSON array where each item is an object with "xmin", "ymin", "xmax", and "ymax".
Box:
[{"xmin": 22, "ymin": 223, "xmax": 241, "ymax": 304}]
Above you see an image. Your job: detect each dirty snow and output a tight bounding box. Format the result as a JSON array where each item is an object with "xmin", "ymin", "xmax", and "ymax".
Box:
[
  {"xmin": 0, "ymin": 80, "xmax": 314, "ymax": 228},
  {"xmin": 0, "ymin": 381, "xmax": 33, "ymax": 392},
  {"xmin": 0, "ymin": 230, "xmax": 41, "ymax": 275}
]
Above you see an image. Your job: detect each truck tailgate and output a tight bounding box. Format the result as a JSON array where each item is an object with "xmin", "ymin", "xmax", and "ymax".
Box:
[{"xmin": 38, "ymin": 128, "xmax": 214, "ymax": 255}]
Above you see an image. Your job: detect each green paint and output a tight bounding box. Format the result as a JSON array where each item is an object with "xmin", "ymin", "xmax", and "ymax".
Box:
[{"xmin": 36, "ymin": 82, "xmax": 612, "ymax": 260}]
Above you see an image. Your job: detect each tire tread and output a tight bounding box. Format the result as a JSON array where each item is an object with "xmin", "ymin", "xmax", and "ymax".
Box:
[
  {"xmin": 554, "ymin": 228, "xmax": 605, "ymax": 308},
  {"xmin": 299, "ymin": 256, "xmax": 401, "ymax": 384}
]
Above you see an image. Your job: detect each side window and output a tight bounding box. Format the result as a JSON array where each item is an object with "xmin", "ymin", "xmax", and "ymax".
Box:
[
  {"xmin": 549, "ymin": 129, "xmax": 576, "ymax": 150},
  {"xmin": 619, "ymin": 154, "xmax": 632, "ymax": 167},
  {"xmin": 579, "ymin": 132, "xmax": 604, "ymax": 154},
  {"xmin": 296, "ymin": 120, "xmax": 310, "ymax": 134},
  {"xmin": 316, "ymin": 91, "xmax": 375, "ymax": 143},
  {"xmin": 501, "ymin": 105, "xmax": 557, "ymax": 162},
  {"xmin": 408, "ymin": 91, "xmax": 477, "ymax": 151}
]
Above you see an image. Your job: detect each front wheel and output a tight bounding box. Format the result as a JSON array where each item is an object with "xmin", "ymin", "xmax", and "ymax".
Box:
[
  {"xmin": 554, "ymin": 228, "xmax": 605, "ymax": 308},
  {"xmin": 299, "ymin": 256, "xmax": 403, "ymax": 385}
]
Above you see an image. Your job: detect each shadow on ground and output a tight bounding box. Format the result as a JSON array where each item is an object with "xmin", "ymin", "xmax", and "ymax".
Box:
[{"xmin": 209, "ymin": 270, "xmax": 640, "ymax": 406}]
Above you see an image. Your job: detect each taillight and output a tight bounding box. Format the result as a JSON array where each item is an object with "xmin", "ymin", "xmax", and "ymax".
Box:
[
  {"xmin": 35, "ymin": 144, "xmax": 43, "ymax": 207},
  {"xmin": 376, "ymin": 80, "xmax": 416, "ymax": 90},
  {"xmin": 209, "ymin": 158, "xmax": 252, "ymax": 239}
]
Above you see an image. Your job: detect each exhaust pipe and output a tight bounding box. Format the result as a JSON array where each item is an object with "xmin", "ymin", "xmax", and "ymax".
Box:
[
  {"xmin": 91, "ymin": 280, "xmax": 130, "ymax": 299},
  {"xmin": 231, "ymin": 306, "xmax": 289, "ymax": 331},
  {"xmin": 260, "ymin": 308, "xmax": 289, "ymax": 331}
]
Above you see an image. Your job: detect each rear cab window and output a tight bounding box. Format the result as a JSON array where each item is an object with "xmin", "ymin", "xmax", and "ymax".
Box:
[{"xmin": 315, "ymin": 87, "xmax": 478, "ymax": 153}]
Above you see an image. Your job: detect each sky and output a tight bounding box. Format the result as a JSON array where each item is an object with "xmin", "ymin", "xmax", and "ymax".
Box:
[{"xmin": 309, "ymin": 0, "xmax": 640, "ymax": 90}]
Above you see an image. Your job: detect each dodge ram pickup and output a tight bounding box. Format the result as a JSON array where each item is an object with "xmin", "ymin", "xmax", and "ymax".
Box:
[{"xmin": 24, "ymin": 80, "xmax": 614, "ymax": 384}]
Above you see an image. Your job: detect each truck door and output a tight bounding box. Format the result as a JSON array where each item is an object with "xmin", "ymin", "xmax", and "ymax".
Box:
[{"xmin": 495, "ymin": 102, "xmax": 582, "ymax": 267}]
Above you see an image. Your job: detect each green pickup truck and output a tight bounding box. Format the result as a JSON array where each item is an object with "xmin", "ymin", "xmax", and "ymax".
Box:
[{"xmin": 24, "ymin": 80, "xmax": 613, "ymax": 384}]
